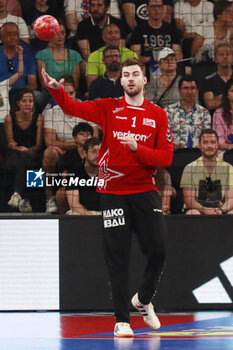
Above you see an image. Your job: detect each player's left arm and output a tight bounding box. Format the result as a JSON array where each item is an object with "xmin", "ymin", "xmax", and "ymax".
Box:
[
  {"xmin": 135, "ymin": 110, "xmax": 173, "ymax": 167},
  {"xmin": 119, "ymin": 112, "xmax": 173, "ymax": 167}
]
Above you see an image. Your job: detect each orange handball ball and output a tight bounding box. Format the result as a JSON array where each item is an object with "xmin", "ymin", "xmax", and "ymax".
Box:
[{"xmin": 34, "ymin": 15, "xmax": 59, "ymax": 41}]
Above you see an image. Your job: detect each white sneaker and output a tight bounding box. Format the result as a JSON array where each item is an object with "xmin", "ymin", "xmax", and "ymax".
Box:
[
  {"xmin": 46, "ymin": 196, "xmax": 57, "ymax": 213},
  {"xmin": 131, "ymin": 293, "xmax": 161, "ymax": 329},
  {"xmin": 8, "ymin": 192, "xmax": 22, "ymax": 208},
  {"xmin": 19, "ymin": 199, "xmax": 32, "ymax": 213},
  {"xmin": 114, "ymin": 322, "xmax": 134, "ymax": 338}
]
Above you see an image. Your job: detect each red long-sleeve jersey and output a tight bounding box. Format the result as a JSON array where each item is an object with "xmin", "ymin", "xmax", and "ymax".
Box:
[{"xmin": 47, "ymin": 87, "xmax": 173, "ymax": 194}]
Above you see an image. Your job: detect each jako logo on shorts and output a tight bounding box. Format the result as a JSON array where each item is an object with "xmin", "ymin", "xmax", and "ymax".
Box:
[{"xmin": 103, "ymin": 208, "xmax": 125, "ymax": 228}]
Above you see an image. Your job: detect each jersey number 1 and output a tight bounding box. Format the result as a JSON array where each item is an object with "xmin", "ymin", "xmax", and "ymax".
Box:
[{"xmin": 131, "ymin": 117, "xmax": 136, "ymax": 128}]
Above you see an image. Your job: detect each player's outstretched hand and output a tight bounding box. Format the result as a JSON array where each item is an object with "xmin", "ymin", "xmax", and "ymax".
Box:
[
  {"xmin": 41, "ymin": 68, "xmax": 60, "ymax": 89},
  {"xmin": 118, "ymin": 136, "xmax": 138, "ymax": 151}
]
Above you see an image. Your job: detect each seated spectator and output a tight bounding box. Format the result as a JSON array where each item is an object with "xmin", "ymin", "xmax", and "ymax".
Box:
[
  {"xmin": 42, "ymin": 76, "xmax": 97, "ymax": 213},
  {"xmin": 213, "ymin": 79, "xmax": 233, "ymax": 153},
  {"xmin": 155, "ymin": 166, "xmax": 174, "ymax": 215},
  {"xmin": 36, "ymin": 20, "xmax": 83, "ymax": 111},
  {"xmin": 145, "ymin": 48, "xmax": 182, "ymax": 108},
  {"xmin": 0, "ymin": 0, "xmax": 29, "ymax": 44},
  {"xmin": 76, "ymin": 0, "xmax": 126, "ymax": 62},
  {"xmin": 129, "ymin": 0, "xmax": 182, "ymax": 79},
  {"xmin": 202, "ymin": 43, "xmax": 233, "ymax": 114},
  {"xmin": 121, "ymin": 0, "xmax": 174, "ymax": 31},
  {"xmin": 0, "ymin": 44, "xmax": 24, "ymax": 123},
  {"xmin": 55, "ymin": 122, "xmax": 94, "ymax": 214},
  {"xmin": 89, "ymin": 46, "xmax": 124, "ymax": 100},
  {"xmin": 191, "ymin": 1, "xmax": 233, "ymax": 62},
  {"xmin": 86, "ymin": 23, "xmax": 137, "ymax": 88},
  {"xmin": 180, "ymin": 129, "xmax": 233, "ymax": 215},
  {"xmin": 4, "ymin": 88, "xmax": 44, "ymax": 213},
  {"xmin": 174, "ymin": 0, "xmax": 213, "ymax": 59},
  {"xmin": 0, "ymin": 23, "xmax": 37, "ymax": 105},
  {"xmin": 64, "ymin": 0, "xmax": 121, "ymax": 37},
  {"xmin": 165, "ymin": 75, "xmax": 211, "ymax": 149},
  {"xmin": 66, "ymin": 138, "xmax": 101, "ymax": 215}
]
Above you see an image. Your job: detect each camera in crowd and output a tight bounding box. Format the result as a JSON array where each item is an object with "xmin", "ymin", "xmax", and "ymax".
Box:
[{"xmin": 198, "ymin": 177, "xmax": 222, "ymax": 208}]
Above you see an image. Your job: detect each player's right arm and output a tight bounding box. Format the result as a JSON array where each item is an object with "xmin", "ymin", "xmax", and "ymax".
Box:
[{"xmin": 41, "ymin": 68, "xmax": 102, "ymax": 126}]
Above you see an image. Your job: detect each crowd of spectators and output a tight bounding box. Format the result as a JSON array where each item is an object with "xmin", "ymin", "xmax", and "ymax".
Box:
[{"xmin": 0, "ymin": 0, "xmax": 233, "ymax": 215}]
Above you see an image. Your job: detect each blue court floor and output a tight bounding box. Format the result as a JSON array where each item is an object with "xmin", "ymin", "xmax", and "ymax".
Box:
[{"xmin": 1, "ymin": 311, "xmax": 233, "ymax": 349}]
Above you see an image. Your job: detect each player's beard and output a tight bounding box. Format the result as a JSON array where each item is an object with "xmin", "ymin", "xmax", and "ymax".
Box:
[{"xmin": 124, "ymin": 85, "xmax": 142, "ymax": 97}]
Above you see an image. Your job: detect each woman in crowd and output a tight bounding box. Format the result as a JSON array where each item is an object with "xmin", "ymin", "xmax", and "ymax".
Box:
[
  {"xmin": 35, "ymin": 19, "xmax": 83, "ymax": 110},
  {"xmin": 213, "ymin": 79, "xmax": 233, "ymax": 151},
  {"xmin": 191, "ymin": 0, "xmax": 233, "ymax": 62},
  {"xmin": 4, "ymin": 88, "xmax": 44, "ymax": 213},
  {"xmin": 146, "ymin": 48, "xmax": 182, "ymax": 108}
]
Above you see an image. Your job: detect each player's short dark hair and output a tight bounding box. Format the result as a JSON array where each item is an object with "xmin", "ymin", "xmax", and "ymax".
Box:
[
  {"xmin": 72, "ymin": 123, "xmax": 94, "ymax": 137},
  {"xmin": 83, "ymin": 138, "xmax": 101, "ymax": 152},
  {"xmin": 178, "ymin": 75, "xmax": 198, "ymax": 89},
  {"xmin": 121, "ymin": 58, "xmax": 146, "ymax": 76},
  {"xmin": 199, "ymin": 129, "xmax": 219, "ymax": 143}
]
